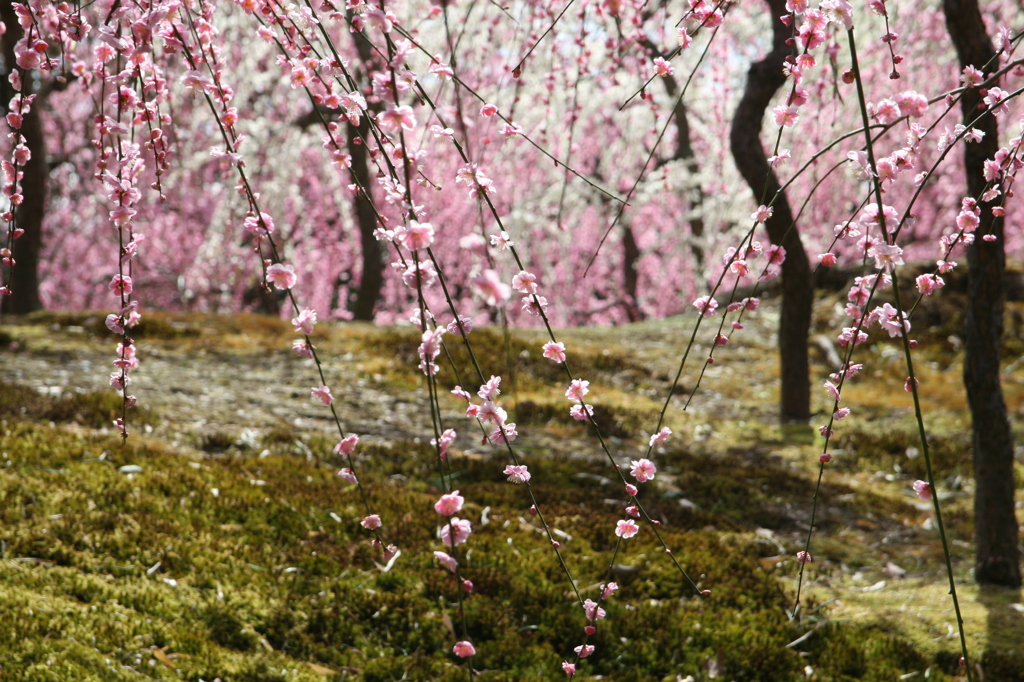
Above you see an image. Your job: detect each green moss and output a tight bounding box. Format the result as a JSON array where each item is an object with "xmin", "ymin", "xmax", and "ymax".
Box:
[
  {"xmin": 0, "ymin": 378, "xmax": 158, "ymax": 429},
  {"xmin": 835, "ymin": 426, "xmax": 972, "ymax": 479},
  {"xmin": 0, "ymin": 418, "xmax": 966, "ymax": 681},
  {"xmin": 361, "ymin": 325, "xmax": 655, "ymax": 396},
  {"xmin": 2, "ymin": 304, "xmax": 1009, "ymax": 681}
]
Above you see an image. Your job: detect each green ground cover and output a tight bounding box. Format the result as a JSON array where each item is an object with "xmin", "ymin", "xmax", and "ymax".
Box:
[{"xmin": 0, "ymin": 302, "xmax": 1022, "ymax": 681}]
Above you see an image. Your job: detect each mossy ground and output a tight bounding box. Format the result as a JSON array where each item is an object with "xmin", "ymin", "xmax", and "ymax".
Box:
[{"xmin": 0, "ymin": 296, "xmax": 1022, "ymax": 681}]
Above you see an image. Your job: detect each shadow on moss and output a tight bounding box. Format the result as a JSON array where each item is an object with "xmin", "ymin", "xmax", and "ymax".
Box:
[{"xmin": 0, "ymin": 378, "xmax": 158, "ymax": 428}]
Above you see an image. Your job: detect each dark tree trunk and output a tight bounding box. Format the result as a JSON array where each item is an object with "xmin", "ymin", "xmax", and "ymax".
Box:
[
  {"xmin": 669, "ymin": 99, "xmax": 706, "ymax": 269},
  {"xmin": 942, "ymin": 0, "xmax": 1021, "ymax": 587},
  {"xmin": 728, "ymin": 0, "xmax": 812, "ymax": 422},
  {"xmin": 346, "ymin": 120, "xmax": 384, "ymax": 321},
  {"xmin": 639, "ymin": 36, "xmax": 706, "ymax": 268},
  {"xmin": 0, "ymin": 0, "xmax": 45, "ymax": 314},
  {"xmin": 621, "ymin": 224, "xmax": 643, "ymax": 322},
  {"xmin": 295, "ymin": 34, "xmax": 385, "ymax": 321},
  {"xmin": 343, "ymin": 26, "xmax": 385, "ymax": 322}
]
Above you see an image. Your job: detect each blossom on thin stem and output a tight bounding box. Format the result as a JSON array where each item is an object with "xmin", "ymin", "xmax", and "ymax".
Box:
[
  {"xmin": 292, "ymin": 309, "xmax": 317, "ymax": 335},
  {"xmin": 266, "ymin": 263, "xmax": 297, "ymax": 289},
  {"xmin": 504, "ymin": 464, "xmax": 531, "ymax": 484},
  {"xmin": 615, "ymin": 519, "xmax": 639, "ymax": 538},
  {"xmin": 452, "ymin": 641, "xmax": 476, "ymax": 658},
  {"xmin": 565, "ymin": 379, "xmax": 590, "ymax": 401},
  {"xmin": 913, "ymin": 480, "xmax": 933, "ymax": 501},
  {"xmin": 629, "ymin": 458, "xmax": 657, "ymax": 482},
  {"xmin": 543, "ymin": 341, "xmax": 566, "ymax": 362},
  {"xmin": 311, "ymin": 385, "xmax": 333, "ymax": 405},
  {"xmin": 441, "ymin": 517, "xmax": 472, "ymax": 547},
  {"xmin": 649, "ymin": 427, "xmax": 671, "ymax": 447},
  {"xmin": 435, "ymin": 490, "xmax": 465, "ymax": 516}
]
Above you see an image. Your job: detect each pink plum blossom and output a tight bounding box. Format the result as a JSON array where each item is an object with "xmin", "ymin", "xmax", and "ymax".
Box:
[
  {"xmin": 913, "ymin": 480, "xmax": 933, "ymax": 501},
  {"xmin": 488, "ymin": 423, "xmax": 518, "ymax": 444},
  {"xmin": 570, "ymin": 404, "xmax": 594, "ymax": 421},
  {"xmin": 292, "ymin": 308, "xmax": 317, "ymax": 335},
  {"xmin": 447, "ymin": 316, "xmax": 474, "ymax": 336},
  {"xmin": 441, "ymin": 517, "xmax": 472, "ymax": 547},
  {"xmin": 106, "ymin": 314, "xmax": 125, "ymax": 335},
  {"xmin": 401, "ymin": 220, "xmax": 434, "ymax": 250},
  {"xmin": 583, "ymin": 598, "xmax": 606, "ymax": 620},
  {"xmin": 109, "ymin": 274, "xmax": 133, "ymax": 295},
  {"xmin": 823, "ymin": 380, "xmax": 841, "ymax": 403},
  {"xmin": 512, "ymin": 270, "xmax": 539, "ymax": 294},
  {"xmin": 751, "ymin": 205, "xmax": 773, "ymax": 223},
  {"xmin": 377, "ymin": 105, "xmax": 416, "ymax": 132},
  {"xmin": 649, "ymin": 427, "xmax": 671, "ymax": 447},
  {"xmin": 434, "ymin": 490, "xmax": 465, "ymax": 516},
  {"xmin": 875, "ymin": 303, "xmax": 910, "ymax": 338},
  {"xmin": 311, "ymin": 385, "xmax": 333, "ymax": 405},
  {"xmin": 266, "ymin": 263, "xmax": 297, "ymax": 290},
  {"xmin": 615, "ymin": 519, "xmax": 639, "ymax": 538},
  {"xmin": 452, "ymin": 641, "xmax": 476, "ymax": 658},
  {"xmin": 478, "ymin": 375, "xmax": 502, "ymax": 400},
  {"xmin": 434, "ymin": 551, "xmax": 458, "ymax": 572},
  {"xmin": 916, "ymin": 273, "xmax": 944, "ymax": 295},
  {"xmin": 433, "ymin": 429, "xmax": 458, "ymax": 460},
  {"xmin": 490, "ymin": 231, "xmax": 514, "ymax": 251},
  {"xmin": 504, "ymin": 464, "xmax": 531, "ymax": 484},
  {"xmin": 630, "ymin": 458, "xmax": 657, "ymax": 482},
  {"xmin": 479, "ymin": 401, "xmax": 508, "ymax": 425},
  {"xmin": 773, "ymin": 105, "xmax": 799, "ymax": 127},
  {"xmin": 543, "ymin": 341, "xmax": 566, "ymax": 362},
  {"xmin": 869, "ymin": 243, "xmax": 904, "ymax": 272},
  {"xmin": 335, "ymin": 435, "xmax": 359, "ymax": 455},
  {"xmin": 693, "ymin": 295, "xmax": 718, "ymax": 316},
  {"xmin": 472, "ymin": 269, "xmax": 511, "ymax": 306},
  {"xmin": 565, "ymin": 379, "xmax": 590, "ymax": 401}
]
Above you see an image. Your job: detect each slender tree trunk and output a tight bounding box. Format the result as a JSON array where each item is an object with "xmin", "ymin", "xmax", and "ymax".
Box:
[
  {"xmin": 666, "ymin": 90, "xmax": 706, "ymax": 269},
  {"xmin": 621, "ymin": 224, "xmax": 643, "ymax": 322},
  {"xmin": 346, "ymin": 120, "xmax": 384, "ymax": 321},
  {"xmin": 343, "ymin": 25, "xmax": 386, "ymax": 321},
  {"xmin": 0, "ymin": 0, "xmax": 45, "ymax": 314},
  {"xmin": 639, "ymin": 36, "xmax": 707, "ymax": 268},
  {"xmin": 942, "ymin": 0, "xmax": 1021, "ymax": 588},
  {"xmin": 728, "ymin": 0, "xmax": 812, "ymax": 422}
]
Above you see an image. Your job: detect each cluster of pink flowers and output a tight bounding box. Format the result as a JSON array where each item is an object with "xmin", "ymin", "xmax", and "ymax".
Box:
[{"xmin": 453, "ymin": 376, "xmax": 518, "ymax": 445}]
